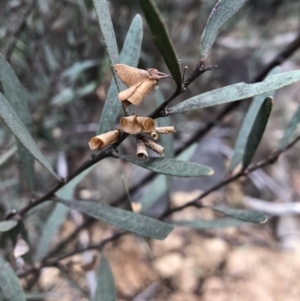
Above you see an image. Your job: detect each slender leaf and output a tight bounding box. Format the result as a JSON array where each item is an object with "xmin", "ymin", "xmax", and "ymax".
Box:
[
  {"xmin": 35, "ymin": 166, "xmax": 95, "ymax": 261},
  {"xmin": 0, "ymin": 255, "xmax": 26, "ymax": 301},
  {"xmin": 228, "ymin": 68, "xmax": 280, "ymax": 172},
  {"xmin": 140, "ymin": 144, "xmax": 197, "ymax": 213},
  {"xmin": 98, "ymin": 14, "xmax": 143, "ymax": 134},
  {"xmin": 242, "ymin": 97, "xmax": 273, "ymax": 169},
  {"xmin": 92, "ymin": 0, "xmax": 119, "ymax": 66},
  {"xmin": 173, "ymin": 218, "xmax": 248, "ymax": 229},
  {"xmin": 118, "ymin": 155, "xmax": 214, "ymax": 177},
  {"xmin": 94, "ymin": 255, "xmax": 116, "ymax": 301},
  {"xmin": 0, "ymin": 52, "xmax": 34, "ymax": 190},
  {"xmin": 210, "ymin": 206, "xmax": 267, "ymax": 223},
  {"xmin": 167, "ymin": 70, "xmax": 300, "ymax": 115},
  {"xmin": 279, "ymin": 102, "xmax": 300, "ymax": 149},
  {"xmin": 199, "ymin": 0, "xmax": 248, "ymax": 63},
  {"xmin": 0, "ymin": 93, "xmax": 59, "ymax": 180},
  {"xmin": 140, "ymin": 0, "xmax": 182, "ymax": 86},
  {"xmin": 57, "ymin": 198, "xmax": 173, "ymax": 240},
  {"xmin": 0, "ymin": 220, "xmax": 18, "ymax": 232}
]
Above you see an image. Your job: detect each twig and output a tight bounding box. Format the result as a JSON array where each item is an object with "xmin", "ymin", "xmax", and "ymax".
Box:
[
  {"xmin": 17, "ymin": 231, "xmax": 126, "ymax": 278},
  {"xmin": 160, "ymin": 134, "xmax": 300, "ymax": 218}
]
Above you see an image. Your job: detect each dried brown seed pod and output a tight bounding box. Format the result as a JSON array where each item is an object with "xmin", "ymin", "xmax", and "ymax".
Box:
[
  {"xmin": 113, "ymin": 64, "xmax": 171, "ymax": 107},
  {"xmin": 154, "ymin": 126, "xmax": 176, "ymax": 134},
  {"xmin": 142, "ymin": 138, "xmax": 165, "ymax": 157},
  {"xmin": 136, "ymin": 139, "xmax": 148, "ymax": 161},
  {"xmin": 89, "ymin": 130, "xmax": 120, "ymax": 150}
]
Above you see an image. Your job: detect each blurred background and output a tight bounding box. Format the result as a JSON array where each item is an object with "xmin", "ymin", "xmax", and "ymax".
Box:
[{"xmin": 1, "ymin": 0, "xmax": 300, "ymax": 300}]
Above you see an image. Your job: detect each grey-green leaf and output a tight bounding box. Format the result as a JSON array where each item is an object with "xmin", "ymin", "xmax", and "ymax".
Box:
[
  {"xmin": 210, "ymin": 206, "xmax": 267, "ymax": 223},
  {"xmin": 57, "ymin": 198, "xmax": 173, "ymax": 240},
  {"xmin": 118, "ymin": 155, "xmax": 214, "ymax": 177},
  {"xmin": 242, "ymin": 97, "xmax": 273, "ymax": 169},
  {"xmin": 0, "ymin": 52, "xmax": 34, "ymax": 190},
  {"xmin": 199, "ymin": 0, "xmax": 248, "ymax": 63},
  {"xmin": 0, "ymin": 255, "xmax": 26, "ymax": 301},
  {"xmin": 94, "ymin": 255, "xmax": 116, "ymax": 301},
  {"xmin": 0, "ymin": 220, "xmax": 18, "ymax": 232},
  {"xmin": 140, "ymin": 0, "xmax": 182, "ymax": 87},
  {"xmin": 167, "ymin": 70, "xmax": 300, "ymax": 115},
  {"xmin": 35, "ymin": 166, "xmax": 95, "ymax": 261},
  {"xmin": 173, "ymin": 218, "xmax": 248, "ymax": 229},
  {"xmin": 140, "ymin": 144, "xmax": 197, "ymax": 213},
  {"xmin": 278, "ymin": 102, "xmax": 300, "ymax": 150},
  {"xmin": 97, "ymin": 14, "xmax": 143, "ymax": 134},
  {"xmin": 0, "ymin": 93, "xmax": 59, "ymax": 180},
  {"xmin": 228, "ymin": 68, "xmax": 279, "ymax": 172},
  {"xmin": 92, "ymin": 0, "xmax": 119, "ymax": 66}
]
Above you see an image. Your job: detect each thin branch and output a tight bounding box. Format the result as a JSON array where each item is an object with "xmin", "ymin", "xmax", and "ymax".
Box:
[
  {"xmin": 18, "ymin": 231, "xmax": 126, "ymax": 278},
  {"xmin": 160, "ymin": 134, "xmax": 300, "ymax": 218}
]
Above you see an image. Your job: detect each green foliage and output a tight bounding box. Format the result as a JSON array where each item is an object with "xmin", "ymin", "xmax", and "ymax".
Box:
[
  {"xmin": 167, "ymin": 71, "xmax": 300, "ymax": 114},
  {"xmin": 140, "ymin": 0, "xmax": 182, "ymax": 87},
  {"xmin": 242, "ymin": 97, "xmax": 273, "ymax": 169},
  {"xmin": 98, "ymin": 15, "xmax": 143, "ymax": 134},
  {"xmin": 0, "ymin": 93, "xmax": 59, "ymax": 180},
  {"xmin": 0, "ymin": 53, "xmax": 34, "ymax": 190},
  {"xmin": 118, "ymin": 155, "xmax": 214, "ymax": 177},
  {"xmin": 0, "ymin": 255, "xmax": 26, "ymax": 301},
  {"xmin": 0, "ymin": 0, "xmax": 300, "ymax": 298},
  {"xmin": 57, "ymin": 198, "xmax": 174, "ymax": 240},
  {"xmin": 199, "ymin": 0, "xmax": 248, "ymax": 63},
  {"xmin": 229, "ymin": 68, "xmax": 279, "ymax": 172},
  {"xmin": 94, "ymin": 255, "xmax": 116, "ymax": 301},
  {"xmin": 0, "ymin": 220, "xmax": 18, "ymax": 232}
]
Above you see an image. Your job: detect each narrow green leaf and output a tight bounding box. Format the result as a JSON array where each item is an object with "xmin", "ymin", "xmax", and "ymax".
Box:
[
  {"xmin": 279, "ymin": 102, "xmax": 300, "ymax": 149},
  {"xmin": 0, "ymin": 52, "xmax": 34, "ymax": 190},
  {"xmin": 0, "ymin": 145, "xmax": 17, "ymax": 166},
  {"xmin": 0, "ymin": 255, "xmax": 26, "ymax": 301},
  {"xmin": 92, "ymin": 0, "xmax": 119, "ymax": 66},
  {"xmin": 35, "ymin": 166, "xmax": 95, "ymax": 261},
  {"xmin": 0, "ymin": 93, "xmax": 59, "ymax": 180},
  {"xmin": 173, "ymin": 218, "xmax": 248, "ymax": 229},
  {"xmin": 118, "ymin": 155, "xmax": 214, "ymax": 177},
  {"xmin": 98, "ymin": 14, "xmax": 143, "ymax": 134},
  {"xmin": 199, "ymin": 0, "xmax": 248, "ymax": 63},
  {"xmin": 140, "ymin": 144, "xmax": 197, "ymax": 213},
  {"xmin": 210, "ymin": 206, "xmax": 267, "ymax": 224},
  {"xmin": 57, "ymin": 198, "xmax": 173, "ymax": 240},
  {"xmin": 140, "ymin": 0, "xmax": 182, "ymax": 87},
  {"xmin": 242, "ymin": 97, "xmax": 273, "ymax": 169},
  {"xmin": 94, "ymin": 255, "xmax": 116, "ymax": 301},
  {"xmin": 228, "ymin": 68, "xmax": 280, "ymax": 172},
  {"xmin": 34, "ymin": 204, "xmax": 69, "ymax": 261},
  {"xmin": 0, "ymin": 220, "xmax": 18, "ymax": 232},
  {"xmin": 167, "ymin": 70, "xmax": 300, "ymax": 115}
]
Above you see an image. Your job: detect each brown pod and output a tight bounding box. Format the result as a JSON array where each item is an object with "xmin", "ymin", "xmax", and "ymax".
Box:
[
  {"xmin": 113, "ymin": 64, "xmax": 171, "ymax": 107},
  {"xmin": 120, "ymin": 115, "xmax": 142, "ymax": 134},
  {"xmin": 142, "ymin": 138, "xmax": 165, "ymax": 157},
  {"xmin": 136, "ymin": 139, "xmax": 148, "ymax": 161},
  {"xmin": 154, "ymin": 126, "xmax": 176, "ymax": 134},
  {"xmin": 89, "ymin": 130, "xmax": 120, "ymax": 150},
  {"xmin": 118, "ymin": 79, "xmax": 157, "ymax": 107},
  {"xmin": 136, "ymin": 117, "xmax": 155, "ymax": 133},
  {"xmin": 150, "ymin": 130, "xmax": 159, "ymax": 140}
]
